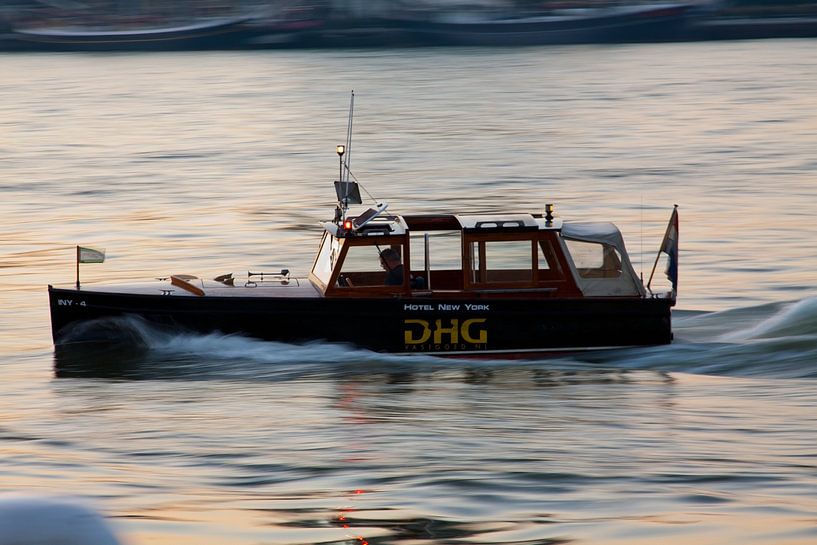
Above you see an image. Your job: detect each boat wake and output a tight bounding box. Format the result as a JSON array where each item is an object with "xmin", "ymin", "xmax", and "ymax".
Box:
[
  {"xmin": 53, "ymin": 315, "xmax": 443, "ymax": 380},
  {"xmin": 719, "ymin": 297, "xmax": 817, "ymax": 342},
  {"xmin": 53, "ymin": 297, "xmax": 817, "ymax": 380},
  {"xmin": 591, "ymin": 296, "xmax": 817, "ymax": 378}
]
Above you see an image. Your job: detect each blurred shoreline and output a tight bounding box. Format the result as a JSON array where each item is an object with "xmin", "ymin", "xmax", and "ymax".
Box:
[{"xmin": 1, "ymin": 1, "xmax": 816, "ymax": 51}]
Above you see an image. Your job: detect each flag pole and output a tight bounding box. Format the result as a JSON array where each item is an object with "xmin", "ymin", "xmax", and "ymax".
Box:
[
  {"xmin": 646, "ymin": 241, "xmax": 662, "ymax": 291},
  {"xmin": 76, "ymin": 245, "xmax": 80, "ymax": 289}
]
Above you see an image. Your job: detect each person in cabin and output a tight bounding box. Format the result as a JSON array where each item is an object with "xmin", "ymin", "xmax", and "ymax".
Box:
[
  {"xmin": 379, "ymin": 248, "xmax": 426, "ymax": 289},
  {"xmin": 379, "ymin": 248, "xmax": 404, "ymax": 286}
]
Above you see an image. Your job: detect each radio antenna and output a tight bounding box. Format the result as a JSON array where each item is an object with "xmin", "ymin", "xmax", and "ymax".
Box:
[
  {"xmin": 640, "ymin": 194, "xmax": 644, "ymax": 283},
  {"xmin": 344, "ymin": 90, "xmax": 355, "ymax": 182}
]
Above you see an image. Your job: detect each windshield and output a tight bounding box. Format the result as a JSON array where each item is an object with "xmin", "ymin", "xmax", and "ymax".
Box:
[{"xmin": 311, "ymin": 233, "xmax": 340, "ymax": 286}]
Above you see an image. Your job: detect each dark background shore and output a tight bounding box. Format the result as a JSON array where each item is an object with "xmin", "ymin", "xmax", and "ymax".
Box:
[{"xmin": 1, "ymin": 1, "xmax": 817, "ymax": 50}]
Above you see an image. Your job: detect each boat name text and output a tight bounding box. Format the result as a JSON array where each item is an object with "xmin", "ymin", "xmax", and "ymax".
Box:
[
  {"xmin": 57, "ymin": 299, "xmax": 86, "ymax": 307},
  {"xmin": 403, "ymin": 303, "xmax": 489, "ymax": 312}
]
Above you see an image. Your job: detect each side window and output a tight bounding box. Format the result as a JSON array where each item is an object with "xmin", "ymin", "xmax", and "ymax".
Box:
[
  {"xmin": 538, "ymin": 246, "xmax": 551, "ymax": 271},
  {"xmin": 337, "ymin": 244, "xmax": 403, "ymax": 288},
  {"xmin": 537, "ymin": 239, "xmax": 563, "ymax": 280},
  {"xmin": 470, "ymin": 240, "xmax": 533, "ymax": 284},
  {"xmin": 565, "ymin": 240, "xmax": 622, "ymax": 278},
  {"xmin": 410, "ymin": 231, "xmax": 461, "ymax": 271}
]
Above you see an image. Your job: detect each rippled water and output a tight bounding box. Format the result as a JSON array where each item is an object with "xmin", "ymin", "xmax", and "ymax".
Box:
[{"xmin": 1, "ymin": 41, "xmax": 816, "ymax": 544}]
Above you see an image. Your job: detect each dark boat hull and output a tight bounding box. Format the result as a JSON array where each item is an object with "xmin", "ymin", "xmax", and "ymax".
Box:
[
  {"xmin": 9, "ymin": 17, "xmax": 258, "ymax": 52},
  {"xmin": 413, "ymin": 4, "xmax": 693, "ymax": 47},
  {"xmin": 49, "ymin": 286, "xmax": 673, "ymax": 356}
]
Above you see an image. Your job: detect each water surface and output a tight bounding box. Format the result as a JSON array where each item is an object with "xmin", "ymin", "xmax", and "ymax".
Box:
[{"xmin": 1, "ymin": 41, "xmax": 816, "ymax": 544}]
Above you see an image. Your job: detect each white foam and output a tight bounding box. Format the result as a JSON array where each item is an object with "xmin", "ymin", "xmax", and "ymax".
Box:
[
  {"xmin": 144, "ymin": 328, "xmax": 444, "ymax": 366},
  {"xmin": 719, "ymin": 297, "xmax": 817, "ymax": 342}
]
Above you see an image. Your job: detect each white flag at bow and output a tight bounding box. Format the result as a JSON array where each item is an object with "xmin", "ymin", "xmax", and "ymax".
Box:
[{"xmin": 78, "ymin": 246, "xmax": 105, "ymax": 263}]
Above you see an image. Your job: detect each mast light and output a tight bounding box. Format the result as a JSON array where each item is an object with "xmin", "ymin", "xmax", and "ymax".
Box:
[
  {"xmin": 336, "ymin": 145, "xmax": 346, "ymax": 181},
  {"xmin": 545, "ymin": 203, "xmax": 555, "ymax": 224}
]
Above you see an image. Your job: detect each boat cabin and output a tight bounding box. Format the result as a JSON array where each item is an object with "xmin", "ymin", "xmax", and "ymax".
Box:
[{"xmin": 308, "ymin": 206, "xmax": 646, "ymax": 300}]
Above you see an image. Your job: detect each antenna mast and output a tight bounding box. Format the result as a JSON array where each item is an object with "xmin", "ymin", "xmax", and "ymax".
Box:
[
  {"xmin": 344, "ymin": 90, "xmax": 355, "ymax": 182},
  {"xmin": 333, "ymin": 91, "xmax": 361, "ymax": 226}
]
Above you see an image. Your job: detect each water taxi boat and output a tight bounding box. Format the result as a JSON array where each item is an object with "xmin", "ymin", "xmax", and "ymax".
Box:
[
  {"xmin": 48, "ymin": 186, "xmax": 678, "ymax": 357},
  {"xmin": 48, "ymin": 107, "xmax": 678, "ymax": 357}
]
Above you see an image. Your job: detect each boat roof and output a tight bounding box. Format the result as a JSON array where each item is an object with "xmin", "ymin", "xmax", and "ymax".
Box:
[
  {"xmin": 325, "ymin": 212, "xmax": 564, "ymax": 237},
  {"xmin": 456, "ymin": 214, "xmax": 563, "ymax": 232}
]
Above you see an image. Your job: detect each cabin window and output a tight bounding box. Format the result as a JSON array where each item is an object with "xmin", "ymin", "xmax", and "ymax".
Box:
[
  {"xmin": 410, "ymin": 231, "xmax": 461, "ymax": 271},
  {"xmin": 337, "ymin": 244, "xmax": 403, "ymax": 288},
  {"xmin": 470, "ymin": 240, "xmax": 533, "ymax": 284},
  {"xmin": 408, "ymin": 231, "xmax": 462, "ymax": 290},
  {"xmin": 537, "ymin": 239, "xmax": 563, "ymax": 280},
  {"xmin": 537, "ymin": 245, "xmax": 551, "ymax": 271},
  {"xmin": 564, "ymin": 240, "xmax": 623, "ymax": 278}
]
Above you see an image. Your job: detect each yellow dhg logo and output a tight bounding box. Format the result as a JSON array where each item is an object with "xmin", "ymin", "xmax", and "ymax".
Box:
[{"xmin": 403, "ymin": 318, "xmax": 487, "ymax": 351}]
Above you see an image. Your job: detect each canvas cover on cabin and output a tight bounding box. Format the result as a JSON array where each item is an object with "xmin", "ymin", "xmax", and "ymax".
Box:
[{"xmin": 560, "ymin": 222, "xmax": 645, "ymax": 297}]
